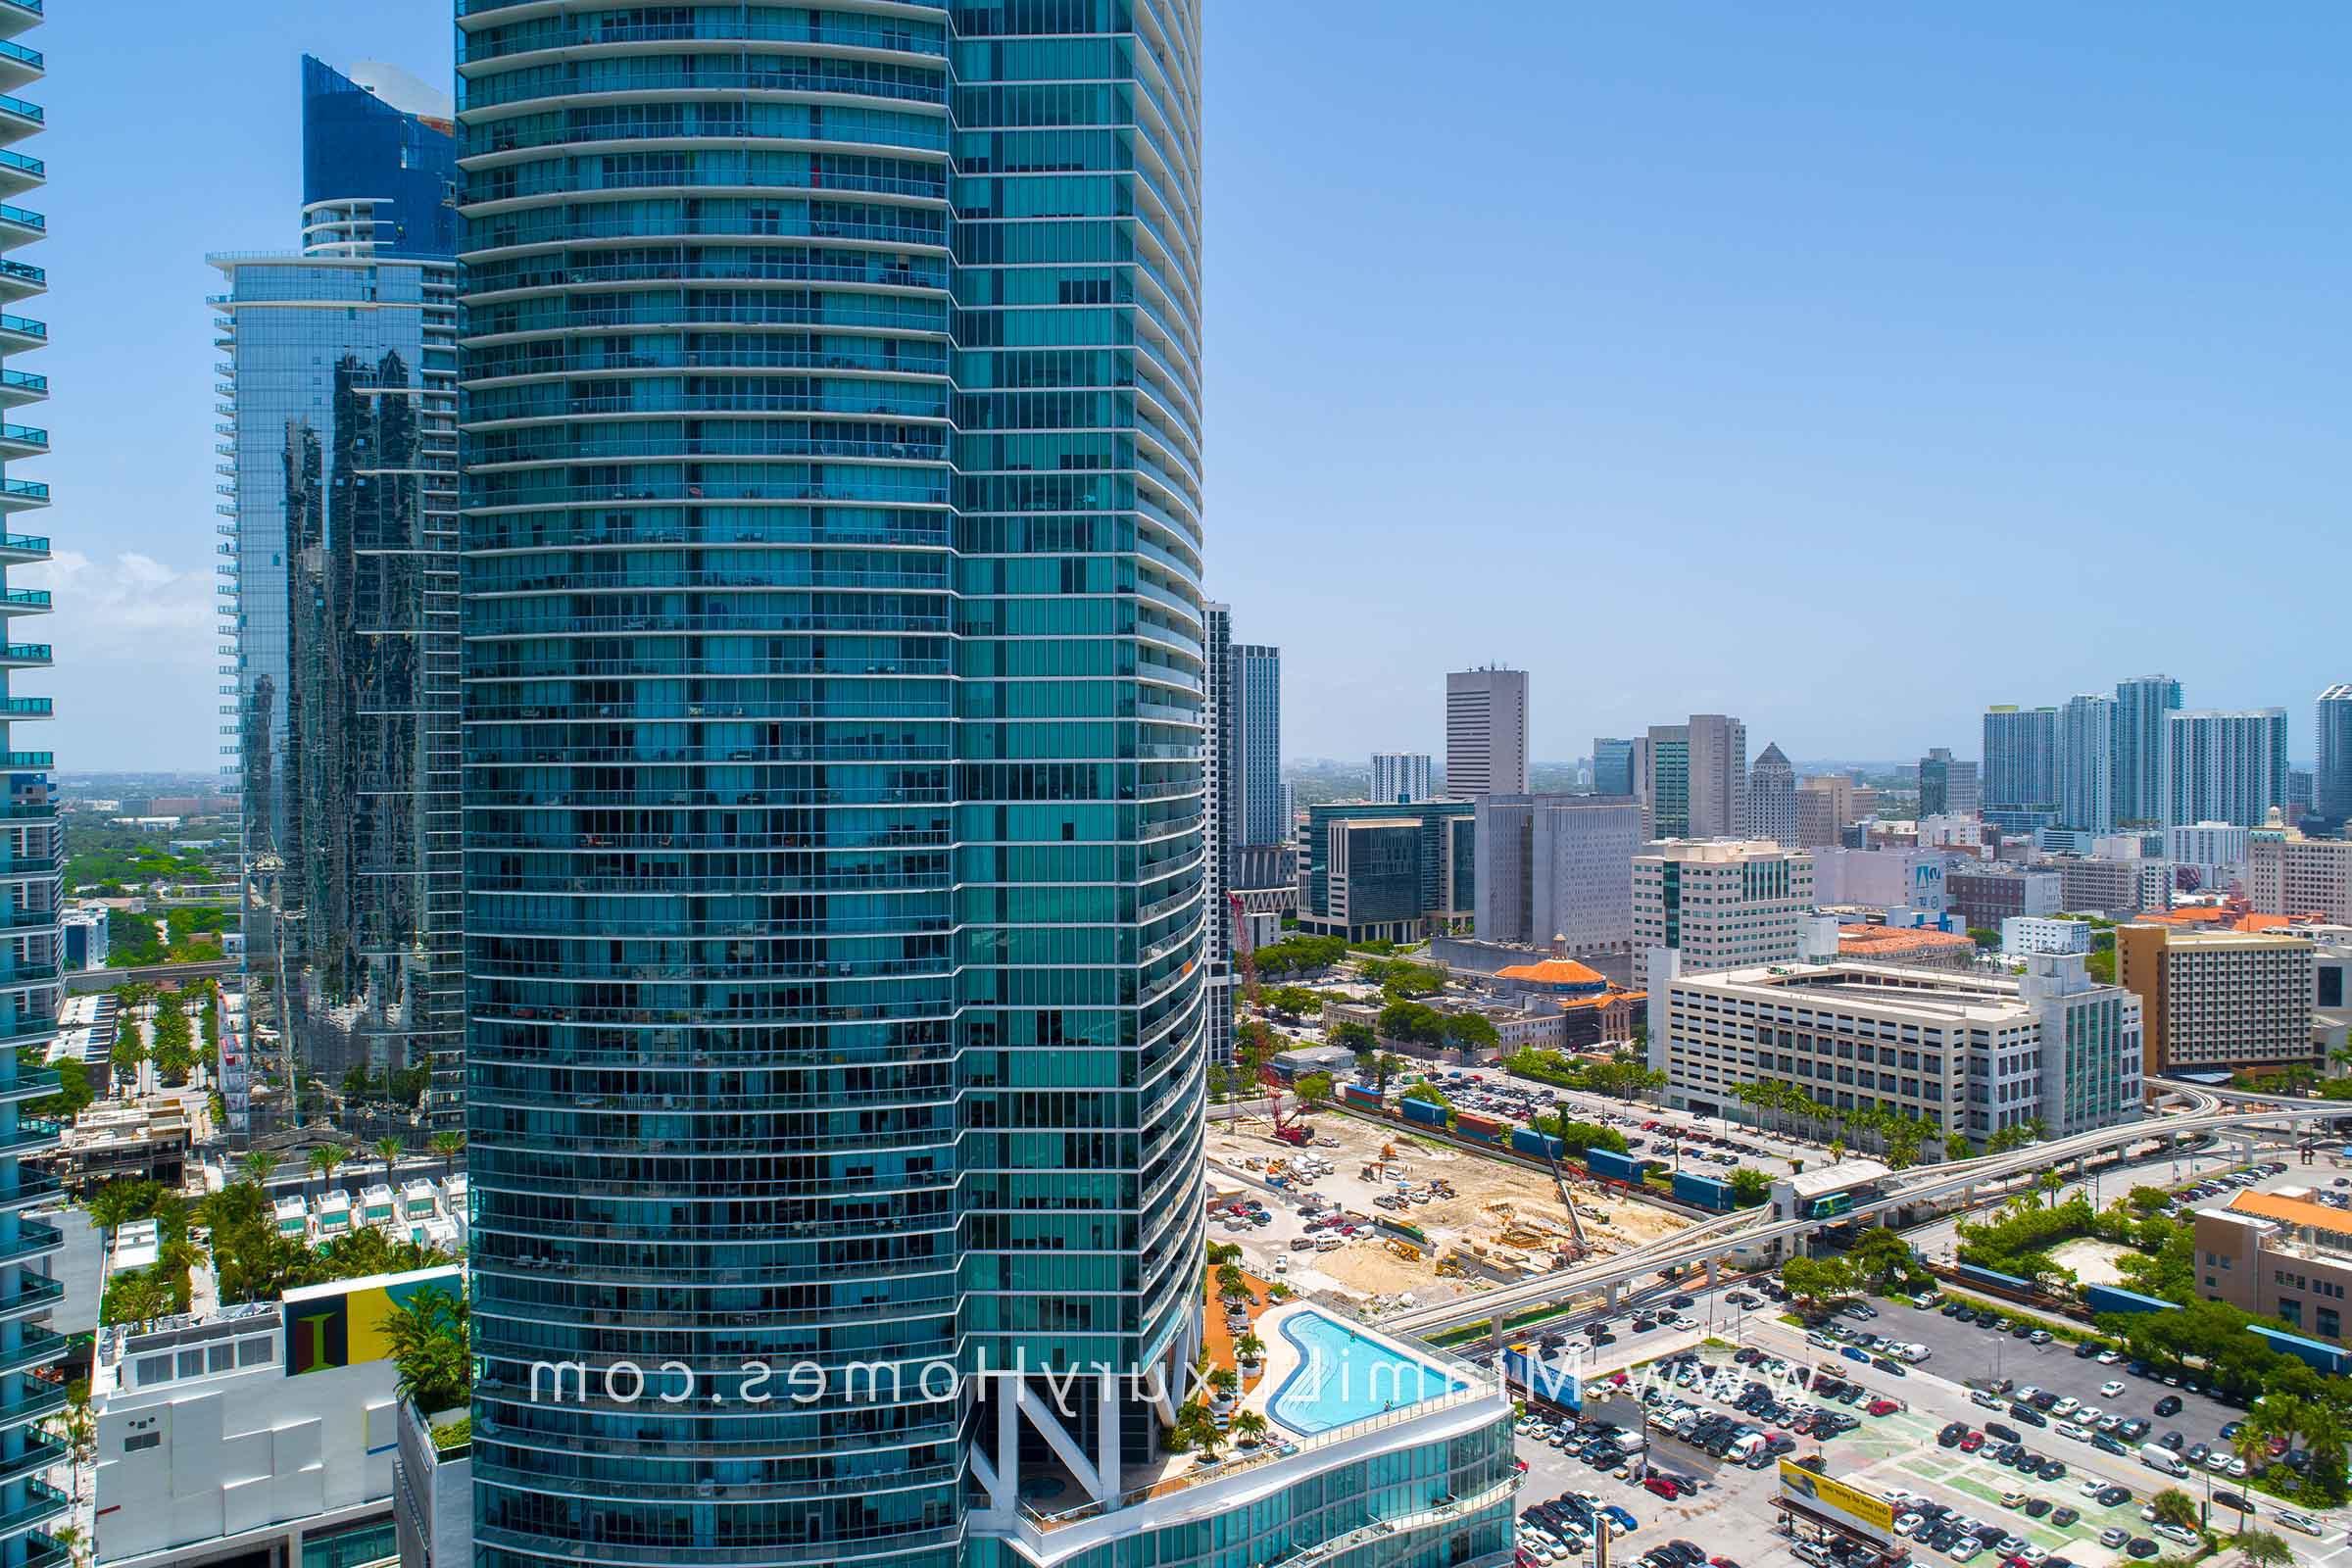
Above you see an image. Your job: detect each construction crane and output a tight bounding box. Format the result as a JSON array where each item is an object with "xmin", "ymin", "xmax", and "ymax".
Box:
[
  {"xmin": 1228, "ymin": 891, "xmax": 1260, "ymax": 1012},
  {"xmin": 1260, "ymin": 1062, "xmax": 1313, "ymax": 1147},
  {"xmin": 1541, "ymin": 1140, "xmax": 1591, "ymax": 1259}
]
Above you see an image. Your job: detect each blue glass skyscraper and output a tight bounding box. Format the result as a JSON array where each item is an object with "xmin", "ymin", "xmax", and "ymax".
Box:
[
  {"xmin": 456, "ymin": 7, "xmax": 1512, "ymax": 1568},
  {"xmin": 0, "ymin": 7, "xmax": 69, "ymax": 1567},
  {"xmin": 217, "ymin": 56, "xmax": 462, "ymax": 1134}
]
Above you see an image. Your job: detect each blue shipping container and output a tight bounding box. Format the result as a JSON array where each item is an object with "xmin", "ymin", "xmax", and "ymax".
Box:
[
  {"xmin": 1510, "ymin": 1128, "xmax": 1565, "ymax": 1160},
  {"xmin": 1585, "ymin": 1148, "xmax": 1651, "ymax": 1185},
  {"xmin": 1341, "ymin": 1084, "xmax": 1384, "ymax": 1109},
  {"xmin": 2083, "ymin": 1284, "xmax": 2179, "ymax": 1318},
  {"xmin": 1399, "ymin": 1097, "xmax": 1447, "ymax": 1127},
  {"xmin": 1955, "ymin": 1262, "xmax": 2038, "ymax": 1296},
  {"xmin": 1673, "ymin": 1171, "xmax": 1735, "ymax": 1210}
]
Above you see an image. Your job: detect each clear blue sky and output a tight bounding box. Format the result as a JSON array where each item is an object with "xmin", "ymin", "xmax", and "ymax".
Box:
[{"xmin": 36, "ymin": 3, "xmax": 2349, "ymax": 770}]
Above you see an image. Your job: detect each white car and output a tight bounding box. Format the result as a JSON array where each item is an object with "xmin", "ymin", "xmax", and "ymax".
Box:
[
  {"xmin": 2050, "ymin": 1396, "xmax": 2079, "ymax": 1417},
  {"xmin": 2152, "ymin": 1525, "xmax": 2202, "ymax": 1549},
  {"xmin": 2275, "ymin": 1511, "xmax": 2322, "ymax": 1537},
  {"xmin": 2056, "ymin": 1422, "xmax": 2091, "ymax": 1442},
  {"xmin": 1895, "ymin": 1516, "xmax": 1923, "ymax": 1539},
  {"xmin": 2203, "ymin": 1451, "xmax": 2232, "ymax": 1473},
  {"xmin": 2076, "ymin": 1406, "xmax": 2104, "ymax": 1426},
  {"xmin": 2096, "ymin": 1349, "xmax": 2124, "ymax": 1365},
  {"xmin": 2099, "ymin": 1380, "xmax": 2126, "ymax": 1397}
]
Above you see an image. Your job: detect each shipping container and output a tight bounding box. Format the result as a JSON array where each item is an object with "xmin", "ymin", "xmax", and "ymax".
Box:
[
  {"xmin": 1584, "ymin": 1148, "xmax": 1652, "ymax": 1186},
  {"xmin": 1341, "ymin": 1084, "xmax": 1385, "ymax": 1110},
  {"xmin": 1455, "ymin": 1111, "xmax": 1507, "ymax": 1136},
  {"xmin": 1374, "ymin": 1217, "xmax": 1430, "ymax": 1247},
  {"xmin": 1510, "ymin": 1128, "xmax": 1565, "ymax": 1160},
  {"xmin": 1454, "ymin": 1122, "xmax": 1500, "ymax": 1147},
  {"xmin": 1398, "ymin": 1097, "xmax": 1448, "ymax": 1128},
  {"xmin": 1672, "ymin": 1171, "xmax": 1735, "ymax": 1211},
  {"xmin": 2083, "ymin": 1284, "xmax": 2178, "ymax": 1318}
]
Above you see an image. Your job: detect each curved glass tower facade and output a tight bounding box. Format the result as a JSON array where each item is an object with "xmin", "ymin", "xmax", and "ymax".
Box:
[
  {"xmin": 0, "ymin": 5, "xmax": 68, "ymax": 1566},
  {"xmin": 456, "ymin": 4, "xmax": 1205, "ymax": 1565}
]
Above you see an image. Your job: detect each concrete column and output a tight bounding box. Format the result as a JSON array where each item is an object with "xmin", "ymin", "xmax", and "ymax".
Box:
[
  {"xmin": 1096, "ymin": 1378, "xmax": 1120, "ymax": 1507},
  {"xmin": 1704, "ymin": 1259, "xmax": 1718, "ymax": 1290},
  {"xmin": 990, "ymin": 1378, "xmax": 1018, "ymax": 1510},
  {"xmin": 1607, "ymin": 1280, "xmax": 1622, "ymax": 1312}
]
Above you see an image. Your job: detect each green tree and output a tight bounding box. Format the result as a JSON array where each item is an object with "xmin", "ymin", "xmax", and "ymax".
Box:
[
  {"xmin": 2148, "ymin": 1490, "xmax": 2200, "ymax": 1531},
  {"xmin": 110, "ymin": 1017, "xmax": 145, "ymax": 1078},
  {"xmin": 342, "ymin": 1063, "xmax": 374, "ymax": 1101},
  {"xmin": 1231, "ymin": 1408, "xmax": 1269, "ymax": 1446},
  {"xmin": 239, "ymin": 1150, "xmax": 280, "ymax": 1189},
  {"xmin": 1372, "ymin": 1053, "xmax": 1404, "ymax": 1092},
  {"xmin": 2036, "ymin": 1169, "xmax": 2067, "ymax": 1208},
  {"xmin": 2236, "ymin": 1533, "xmax": 2293, "ymax": 1568},
  {"xmin": 1294, "ymin": 1071, "xmax": 1334, "ymax": 1108},
  {"xmin": 374, "ymin": 1135, "xmax": 406, "ymax": 1173},
  {"xmin": 1376, "ymin": 1000, "xmax": 1445, "ymax": 1044},
  {"xmin": 429, "ymin": 1130, "xmax": 466, "ymax": 1176},
  {"xmin": 1727, "ymin": 1166, "xmax": 1772, "ymax": 1207},
  {"xmin": 307, "ymin": 1144, "xmax": 345, "ymax": 1195},
  {"xmin": 1440, "ymin": 1012, "xmax": 1499, "ymax": 1054},
  {"xmin": 1780, "ymin": 1254, "xmax": 1856, "ymax": 1313},
  {"xmin": 1968, "ymin": 926, "xmax": 2000, "ymax": 949},
  {"xmin": 383, "ymin": 1284, "xmax": 469, "ymax": 1414},
  {"xmin": 1327, "ymin": 1019, "xmax": 1376, "ymax": 1054}
]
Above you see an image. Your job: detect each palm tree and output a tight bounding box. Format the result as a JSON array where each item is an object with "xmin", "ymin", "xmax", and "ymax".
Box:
[
  {"xmin": 373, "ymin": 1135, "xmax": 405, "ymax": 1175},
  {"xmin": 2232, "ymin": 1419, "xmax": 2281, "ymax": 1525},
  {"xmin": 1236, "ymin": 1333, "xmax": 1266, "ymax": 1372},
  {"xmin": 429, "ymin": 1130, "xmax": 465, "ymax": 1177},
  {"xmin": 307, "ymin": 1144, "xmax": 344, "ymax": 1199},
  {"xmin": 2295, "ymin": 1401, "xmax": 2347, "ymax": 1500},
  {"xmin": 1232, "ymin": 1408, "xmax": 1268, "ymax": 1447},
  {"xmin": 2036, "ymin": 1170, "xmax": 2066, "ymax": 1209},
  {"xmin": 239, "ymin": 1150, "xmax": 280, "ymax": 1190},
  {"xmin": 1214, "ymin": 1262, "xmax": 1247, "ymax": 1300},
  {"xmin": 2236, "ymin": 1532, "xmax": 2294, "ymax": 1568}
]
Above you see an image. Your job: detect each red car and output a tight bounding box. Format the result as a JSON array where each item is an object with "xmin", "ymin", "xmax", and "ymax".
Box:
[
  {"xmin": 1866, "ymin": 1398, "xmax": 1900, "ymax": 1417},
  {"xmin": 1642, "ymin": 1476, "xmax": 1680, "ymax": 1499},
  {"xmin": 1958, "ymin": 1431, "xmax": 1985, "ymax": 1452}
]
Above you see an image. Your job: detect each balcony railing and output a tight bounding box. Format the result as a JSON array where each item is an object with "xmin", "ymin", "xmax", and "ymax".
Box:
[
  {"xmin": 0, "ymin": 481, "xmax": 47, "ymax": 505},
  {"xmin": 0, "ymin": 98, "xmax": 36, "ymax": 127},
  {"xmin": 0, "ymin": 1274, "xmax": 65, "ymax": 1317},
  {"xmin": 0, "ymin": 315, "xmax": 40, "ymax": 338}
]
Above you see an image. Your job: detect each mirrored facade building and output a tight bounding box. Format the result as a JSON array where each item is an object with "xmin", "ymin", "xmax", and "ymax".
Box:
[
  {"xmin": 454, "ymin": 5, "xmax": 1510, "ymax": 1568},
  {"xmin": 0, "ymin": 6, "xmax": 74, "ymax": 1564},
  {"xmin": 215, "ymin": 57, "xmax": 461, "ymax": 1133}
]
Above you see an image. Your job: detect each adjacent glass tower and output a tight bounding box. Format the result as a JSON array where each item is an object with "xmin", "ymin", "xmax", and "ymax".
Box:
[
  {"xmin": 0, "ymin": 6, "xmax": 70, "ymax": 1566},
  {"xmin": 456, "ymin": 5, "xmax": 1208, "ymax": 1567},
  {"xmin": 216, "ymin": 58, "xmax": 463, "ymax": 1136}
]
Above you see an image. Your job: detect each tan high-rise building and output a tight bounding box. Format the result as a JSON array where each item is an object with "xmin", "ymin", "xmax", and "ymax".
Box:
[
  {"xmin": 1445, "ymin": 666, "xmax": 1529, "ymax": 797},
  {"xmin": 2116, "ymin": 923, "xmax": 2316, "ymax": 1076},
  {"xmin": 1796, "ymin": 774, "xmax": 1860, "ymax": 847},
  {"xmin": 1632, "ymin": 839, "xmax": 1813, "ymax": 991},
  {"xmin": 2250, "ymin": 827, "xmax": 2352, "ymax": 925}
]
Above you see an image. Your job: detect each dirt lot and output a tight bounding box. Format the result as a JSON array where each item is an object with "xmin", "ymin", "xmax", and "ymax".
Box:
[{"xmin": 1205, "ymin": 1107, "xmax": 1691, "ymax": 1305}]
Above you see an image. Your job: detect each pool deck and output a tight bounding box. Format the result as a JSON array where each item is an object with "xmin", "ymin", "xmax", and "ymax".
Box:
[{"xmin": 1246, "ymin": 1301, "xmax": 1468, "ymax": 1437}]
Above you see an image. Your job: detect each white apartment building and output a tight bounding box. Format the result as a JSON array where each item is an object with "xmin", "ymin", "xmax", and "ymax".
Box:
[
  {"xmin": 1652, "ymin": 954, "xmax": 2141, "ymax": 1147},
  {"xmin": 1807, "ymin": 847, "xmax": 1948, "ymax": 912},
  {"xmin": 1632, "ymin": 839, "xmax": 1813, "ymax": 991},
  {"xmin": 2003, "ymin": 916, "xmax": 2090, "ymax": 958},
  {"xmin": 1369, "ymin": 752, "xmax": 1434, "ymax": 805},
  {"xmin": 91, "ymin": 1264, "xmax": 461, "ymax": 1568},
  {"xmin": 2168, "ymin": 820, "xmax": 2251, "ymax": 890},
  {"xmin": 2159, "ymin": 708, "xmax": 2289, "ymax": 828},
  {"xmin": 2251, "ymin": 828, "xmax": 2352, "ymax": 925}
]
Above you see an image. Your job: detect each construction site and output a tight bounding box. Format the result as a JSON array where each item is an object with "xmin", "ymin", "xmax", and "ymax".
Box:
[{"xmin": 1205, "ymin": 1099, "xmax": 1693, "ymax": 1307}]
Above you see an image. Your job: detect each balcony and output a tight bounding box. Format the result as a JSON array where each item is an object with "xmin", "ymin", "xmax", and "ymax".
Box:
[
  {"xmin": 0, "ymin": 698, "xmax": 47, "ymax": 722},
  {"xmin": 0, "ymin": 6, "xmax": 36, "ymax": 47},
  {"xmin": 0, "ymin": 369, "xmax": 42, "ymax": 408},
  {"xmin": 0, "ymin": 480, "xmax": 45, "ymax": 514},
  {"xmin": 0, "ymin": 1326, "xmax": 63, "ymax": 1382},
  {"xmin": 0, "ymin": 150, "xmax": 36, "ymax": 204},
  {"xmin": 0, "ymin": 261, "xmax": 40, "ymax": 305},
  {"xmin": 0, "ymin": 1222, "xmax": 61, "ymax": 1272},
  {"xmin": 0, "ymin": 1378, "xmax": 63, "ymax": 1435},
  {"xmin": 0, "ymin": 588, "xmax": 44, "ymax": 614},
  {"xmin": 0, "ymin": 1063, "xmax": 53, "ymax": 1102},
  {"xmin": 0, "ymin": 204, "xmax": 38, "ymax": 249},
  {"xmin": 0, "ymin": 1273, "xmax": 63, "ymax": 1325},
  {"xmin": 0, "ymin": 535, "xmax": 39, "ymax": 565},
  {"xmin": 0, "ymin": 42, "xmax": 39, "ymax": 98},
  {"xmin": 0, "ymin": 316, "xmax": 41, "ymax": 355},
  {"xmin": 0, "ymin": 754, "xmax": 47, "ymax": 769},
  {"xmin": 0, "ymin": 1173, "xmax": 58, "ymax": 1215},
  {"xmin": 0, "ymin": 793, "xmax": 48, "ymax": 813},
  {"xmin": 0, "ymin": 428, "xmax": 41, "ymax": 461},
  {"xmin": 0, "ymin": 1480, "xmax": 72, "ymax": 1542},
  {"xmin": 0, "ymin": 1119, "xmax": 58, "ymax": 1158}
]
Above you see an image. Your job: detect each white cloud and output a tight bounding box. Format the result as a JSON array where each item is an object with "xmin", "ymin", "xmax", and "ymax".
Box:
[{"xmin": 26, "ymin": 549, "xmax": 215, "ymax": 666}]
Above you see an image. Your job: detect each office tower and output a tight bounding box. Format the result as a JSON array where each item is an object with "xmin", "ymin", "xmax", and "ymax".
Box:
[
  {"xmin": 1631, "ymin": 839, "xmax": 1813, "ymax": 991},
  {"xmin": 2112, "ymin": 673, "xmax": 2183, "ymax": 825},
  {"xmin": 1229, "ymin": 640, "xmax": 1282, "ymax": 858},
  {"xmin": 1592, "ymin": 736, "xmax": 1636, "ymax": 797},
  {"xmin": 1370, "ymin": 751, "xmax": 1434, "ymax": 805},
  {"xmin": 1794, "ymin": 772, "xmax": 1861, "ymax": 848},
  {"xmin": 2317, "ymin": 684, "xmax": 2352, "ymax": 827},
  {"xmin": 2058, "ymin": 693, "xmax": 2116, "ymax": 833},
  {"xmin": 1640, "ymin": 713, "xmax": 1743, "ymax": 841},
  {"xmin": 1445, "ymin": 664, "xmax": 1528, "ymax": 795},
  {"xmin": 216, "ymin": 57, "xmax": 461, "ymax": 1135},
  {"xmin": 1918, "ymin": 747, "xmax": 1980, "ymax": 818},
  {"xmin": 1474, "ymin": 794, "xmax": 1641, "ymax": 955},
  {"xmin": 1201, "ymin": 605, "xmax": 1235, "ymax": 1062},
  {"xmin": 1743, "ymin": 741, "xmax": 1795, "ymax": 845},
  {"xmin": 456, "ymin": 11, "xmax": 1515, "ymax": 1568},
  {"xmin": 2158, "ymin": 709, "xmax": 2290, "ymax": 828},
  {"xmin": 0, "ymin": 7, "xmax": 65, "ymax": 1566},
  {"xmin": 1642, "ymin": 724, "xmax": 1689, "ymax": 837},
  {"xmin": 1983, "ymin": 705, "xmax": 2058, "ymax": 813},
  {"xmin": 1298, "ymin": 801, "xmax": 1475, "ymax": 943},
  {"xmin": 2251, "ymin": 826, "xmax": 2352, "ymax": 924}
]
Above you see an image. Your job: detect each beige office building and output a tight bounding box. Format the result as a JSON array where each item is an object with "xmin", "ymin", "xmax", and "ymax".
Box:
[
  {"xmin": 2194, "ymin": 1189, "xmax": 2352, "ymax": 1342},
  {"xmin": 1632, "ymin": 839, "xmax": 1812, "ymax": 990},
  {"xmin": 2250, "ymin": 828, "xmax": 2352, "ymax": 925},
  {"xmin": 2116, "ymin": 924, "xmax": 2316, "ymax": 1076}
]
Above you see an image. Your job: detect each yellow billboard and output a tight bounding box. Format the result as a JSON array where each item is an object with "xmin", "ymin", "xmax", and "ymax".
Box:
[{"xmin": 1778, "ymin": 1459, "xmax": 1894, "ymax": 1545}]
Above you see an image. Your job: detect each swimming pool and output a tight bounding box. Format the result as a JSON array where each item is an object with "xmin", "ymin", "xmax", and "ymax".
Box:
[{"xmin": 1267, "ymin": 1308, "xmax": 1467, "ymax": 1435}]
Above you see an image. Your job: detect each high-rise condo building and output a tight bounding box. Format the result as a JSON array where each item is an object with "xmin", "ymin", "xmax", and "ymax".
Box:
[
  {"xmin": 1371, "ymin": 751, "xmax": 1434, "ymax": 805},
  {"xmin": 1983, "ymin": 705, "xmax": 2058, "ymax": 814},
  {"xmin": 1743, "ymin": 740, "xmax": 1795, "ymax": 846},
  {"xmin": 215, "ymin": 58, "xmax": 462, "ymax": 1135},
  {"xmin": 0, "ymin": 8, "xmax": 68, "ymax": 1565},
  {"xmin": 2112, "ymin": 674, "xmax": 2182, "ymax": 825},
  {"xmin": 2159, "ymin": 709, "xmax": 2290, "ymax": 828},
  {"xmin": 1474, "ymin": 793, "xmax": 1641, "ymax": 956},
  {"xmin": 1227, "ymin": 639, "xmax": 1282, "ymax": 859},
  {"xmin": 1592, "ymin": 735, "xmax": 1637, "ymax": 797},
  {"xmin": 455, "ymin": 10, "xmax": 1513, "ymax": 1568},
  {"xmin": 1201, "ymin": 604, "xmax": 1234, "ymax": 1061},
  {"xmin": 2058, "ymin": 693, "xmax": 2116, "ymax": 833},
  {"xmin": 1918, "ymin": 747, "xmax": 1980, "ymax": 818},
  {"xmin": 2316, "ymin": 683, "xmax": 2352, "ymax": 828},
  {"xmin": 1445, "ymin": 665, "xmax": 1528, "ymax": 796}
]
